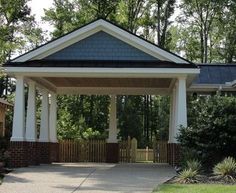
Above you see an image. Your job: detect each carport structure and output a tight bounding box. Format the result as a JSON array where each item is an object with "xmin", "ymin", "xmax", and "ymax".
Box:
[{"xmin": 4, "ymin": 19, "xmax": 200, "ymax": 167}]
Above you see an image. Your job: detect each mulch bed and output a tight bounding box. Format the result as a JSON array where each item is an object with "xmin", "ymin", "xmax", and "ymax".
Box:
[{"xmin": 166, "ymin": 174, "xmax": 236, "ymax": 185}]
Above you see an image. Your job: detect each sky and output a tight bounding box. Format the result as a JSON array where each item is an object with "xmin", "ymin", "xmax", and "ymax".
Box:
[{"xmin": 28, "ymin": 0, "xmax": 54, "ymax": 32}]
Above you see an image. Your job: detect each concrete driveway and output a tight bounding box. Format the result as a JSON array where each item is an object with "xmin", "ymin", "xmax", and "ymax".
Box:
[{"xmin": 0, "ymin": 163, "xmax": 175, "ymax": 193}]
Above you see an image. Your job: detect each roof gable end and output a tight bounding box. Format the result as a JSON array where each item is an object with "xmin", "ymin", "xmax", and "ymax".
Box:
[{"xmin": 12, "ymin": 19, "xmax": 190, "ymax": 64}]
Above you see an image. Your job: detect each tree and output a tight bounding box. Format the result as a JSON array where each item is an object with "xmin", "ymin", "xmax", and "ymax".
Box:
[
  {"xmin": 178, "ymin": 0, "xmax": 222, "ymax": 63},
  {"xmin": 116, "ymin": 0, "xmax": 145, "ymax": 33},
  {"xmin": 79, "ymin": 0, "xmax": 120, "ymax": 19},
  {"xmin": 0, "ymin": 0, "xmax": 43, "ymax": 98},
  {"xmin": 216, "ymin": 0, "xmax": 236, "ymax": 63}
]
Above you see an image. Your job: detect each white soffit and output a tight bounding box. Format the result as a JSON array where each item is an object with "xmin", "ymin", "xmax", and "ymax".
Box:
[{"xmin": 12, "ymin": 19, "xmax": 189, "ymax": 64}]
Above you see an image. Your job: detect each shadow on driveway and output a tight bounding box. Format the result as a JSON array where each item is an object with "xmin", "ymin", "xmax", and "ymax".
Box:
[{"xmin": 0, "ymin": 163, "xmax": 175, "ymax": 193}]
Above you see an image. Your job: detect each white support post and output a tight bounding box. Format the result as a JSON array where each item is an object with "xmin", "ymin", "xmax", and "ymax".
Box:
[
  {"xmin": 25, "ymin": 81, "xmax": 37, "ymax": 142},
  {"xmin": 39, "ymin": 89, "xmax": 49, "ymax": 142},
  {"xmin": 168, "ymin": 87, "xmax": 176, "ymax": 143},
  {"xmin": 172, "ymin": 77, "xmax": 187, "ymax": 143},
  {"xmin": 49, "ymin": 92, "xmax": 58, "ymax": 143},
  {"xmin": 107, "ymin": 95, "xmax": 118, "ymax": 143},
  {"xmin": 11, "ymin": 76, "xmax": 25, "ymax": 141}
]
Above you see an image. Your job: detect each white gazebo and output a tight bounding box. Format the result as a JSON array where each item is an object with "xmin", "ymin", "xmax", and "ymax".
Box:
[{"xmin": 4, "ymin": 19, "xmax": 200, "ymax": 167}]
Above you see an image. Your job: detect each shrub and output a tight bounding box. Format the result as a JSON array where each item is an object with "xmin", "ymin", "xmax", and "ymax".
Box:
[
  {"xmin": 177, "ymin": 95, "xmax": 236, "ymax": 167},
  {"xmin": 186, "ymin": 160, "xmax": 201, "ymax": 172},
  {"xmin": 213, "ymin": 157, "xmax": 236, "ymax": 181},
  {"xmin": 177, "ymin": 168, "xmax": 198, "ymax": 184}
]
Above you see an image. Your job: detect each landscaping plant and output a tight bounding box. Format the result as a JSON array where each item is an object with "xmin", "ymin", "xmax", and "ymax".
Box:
[
  {"xmin": 213, "ymin": 157, "xmax": 236, "ymax": 182},
  {"xmin": 186, "ymin": 159, "xmax": 201, "ymax": 172},
  {"xmin": 177, "ymin": 168, "xmax": 198, "ymax": 184},
  {"xmin": 176, "ymin": 160, "xmax": 201, "ymax": 184}
]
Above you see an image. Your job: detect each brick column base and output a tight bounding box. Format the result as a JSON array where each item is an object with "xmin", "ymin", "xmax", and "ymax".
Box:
[
  {"xmin": 9, "ymin": 141, "xmax": 28, "ymax": 168},
  {"xmin": 50, "ymin": 143, "xmax": 59, "ymax": 162},
  {"xmin": 167, "ymin": 143, "xmax": 181, "ymax": 166},
  {"xmin": 26, "ymin": 142, "xmax": 39, "ymax": 166},
  {"xmin": 106, "ymin": 143, "xmax": 119, "ymax": 163},
  {"xmin": 38, "ymin": 142, "xmax": 51, "ymax": 164}
]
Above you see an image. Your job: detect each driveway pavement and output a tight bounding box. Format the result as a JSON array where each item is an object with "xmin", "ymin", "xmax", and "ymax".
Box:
[{"xmin": 0, "ymin": 163, "xmax": 175, "ymax": 193}]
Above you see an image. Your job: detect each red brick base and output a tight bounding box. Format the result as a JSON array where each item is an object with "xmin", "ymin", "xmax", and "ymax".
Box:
[
  {"xmin": 9, "ymin": 141, "xmax": 28, "ymax": 168},
  {"xmin": 167, "ymin": 143, "xmax": 181, "ymax": 166},
  {"xmin": 26, "ymin": 142, "xmax": 39, "ymax": 166},
  {"xmin": 50, "ymin": 143, "xmax": 59, "ymax": 162},
  {"xmin": 9, "ymin": 141, "xmax": 59, "ymax": 168},
  {"xmin": 106, "ymin": 143, "xmax": 119, "ymax": 163}
]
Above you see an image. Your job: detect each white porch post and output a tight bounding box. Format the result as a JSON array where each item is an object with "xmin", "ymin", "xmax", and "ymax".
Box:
[
  {"xmin": 39, "ymin": 89, "xmax": 49, "ymax": 142},
  {"xmin": 25, "ymin": 81, "xmax": 37, "ymax": 142},
  {"xmin": 168, "ymin": 87, "xmax": 176, "ymax": 143},
  {"xmin": 49, "ymin": 92, "xmax": 58, "ymax": 143},
  {"xmin": 107, "ymin": 95, "xmax": 118, "ymax": 143},
  {"xmin": 11, "ymin": 76, "xmax": 25, "ymax": 141},
  {"xmin": 173, "ymin": 77, "xmax": 187, "ymax": 142}
]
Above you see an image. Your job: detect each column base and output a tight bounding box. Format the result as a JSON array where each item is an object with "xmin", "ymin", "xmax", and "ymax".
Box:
[
  {"xmin": 167, "ymin": 143, "xmax": 181, "ymax": 166},
  {"xmin": 106, "ymin": 143, "xmax": 119, "ymax": 163},
  {"xmin": 50, "ymin": 142, "xmax": 59, "ymax": 162},
  {"xmin": 26, "ymin": 142, "xmax": 39, "ymax": 166},
  {"xmin": 9, "ymin": 141, "xmax": 28, "ymax": 168},
  {"xmin": 38, "ymin": 142, "xmax": 51, "ymax": 164}
]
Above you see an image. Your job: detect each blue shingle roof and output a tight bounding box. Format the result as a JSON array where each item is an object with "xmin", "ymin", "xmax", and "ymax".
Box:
[{"xmin": 194, "ymin": 64, "xmax": 236, "ymax": 84}]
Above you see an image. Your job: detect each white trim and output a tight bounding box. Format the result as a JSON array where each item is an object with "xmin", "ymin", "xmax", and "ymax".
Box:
[
  {"xmin": 226, "ymin": 80, "xmax": 236, "ymax": 87},
  {"xmin": 189, "ymin": 83, "xmax": 236, "ymax": 92},
  {"xmin": 12, "ymin": 19, "xmax": 189, "ymax": 64},
  {"xmin": 5, "ymin": 67, "xmax": 200, "ymax": 78}
]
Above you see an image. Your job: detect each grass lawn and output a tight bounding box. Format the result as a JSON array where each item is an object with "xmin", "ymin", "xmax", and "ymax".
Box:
[{"xmin": 153, "ymin": 184, "xmax": 236, "ymax": 193}]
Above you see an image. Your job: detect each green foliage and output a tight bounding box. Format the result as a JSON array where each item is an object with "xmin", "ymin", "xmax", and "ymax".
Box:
[
  {"xmin": 57, "ymin": 95, "xmax": 109, "ymax": 140},
  {"xmin": 186, "ymin": 160, "xmax": 202, "ymax": 172},
  {"xmin": 177, "ymin": 169, "xmax": 198, "ymax": 184},
  {"xmin": 213, "ymin": 157, "xmax": 236, "ymax": 181},
  {"xmin": 176, "ymin": 159, "xmax": 201, "ymax": 184},
  {"xmin": 177, "ymin": 94, "xmax": 236, "ymax": 167}
]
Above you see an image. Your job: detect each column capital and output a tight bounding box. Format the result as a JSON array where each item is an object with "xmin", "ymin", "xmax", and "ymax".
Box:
[{"xmin": 177, "ymin": 76, "xmax": 187, "ymax": 81}]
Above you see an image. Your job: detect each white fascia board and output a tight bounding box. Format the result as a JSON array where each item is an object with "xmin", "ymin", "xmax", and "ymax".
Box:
[
  {"xmin": 5, "ymin": 67, "xmax": 200, "ymax": 78},
  {"xmin": 226, "ymin": 80, "xmax": 236, "ymax": 87},
  {"xmin": 189, "ymin": 83, "xmax": 236, "ymax": 92},
  {"xmin": 12, "ymin": 19, "xmax": 189, "ymax": 64}
]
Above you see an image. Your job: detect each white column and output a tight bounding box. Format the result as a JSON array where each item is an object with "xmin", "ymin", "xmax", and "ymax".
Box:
[
  {"xmin": 49, "ymin": 92, "xmax": 58, "ymax": 143},
  {"xmin": 11, "ymin": 76, "xmax": 25, "ymax": 141},
  {"xmin": 168, "ymin": 87, "xmax": 176, "ymax": 143},
  {"xmin": 39, "ymin": 89, "xmax": 49, "ymax": 142},
  {"xmin": 25, "ymin": 81, "xmax": 37, "ymax": 141},
  {"xmin": 107, "ymin": 95, "xmax": 118, "ymax": 143},
  {"xmin": 172, "ymin": 77, "xmax": 187, "ymax": 143}
]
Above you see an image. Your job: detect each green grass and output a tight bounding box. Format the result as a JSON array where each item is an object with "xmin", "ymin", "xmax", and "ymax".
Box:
[{"xmin": 153, "ymin": 184, "xmax": 236, "ymax": 193}]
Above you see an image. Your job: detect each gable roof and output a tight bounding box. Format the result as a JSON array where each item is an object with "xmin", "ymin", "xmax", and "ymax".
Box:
[{"xmin": 10, "ymin": 19, "xmax": 193, "ymax": 65}]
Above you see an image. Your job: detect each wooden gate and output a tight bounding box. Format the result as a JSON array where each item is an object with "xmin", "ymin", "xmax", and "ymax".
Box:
[
  {"xmin": 153, "ymin": 140, "xmax": 168, "ymax": 163},
  {"xmin": 59, "ymin": 139, "xmax": 106, "ymax": 162},
  {"xmin": 119, "ymin": 137, "xmax": 132, "ymax": 162}
]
